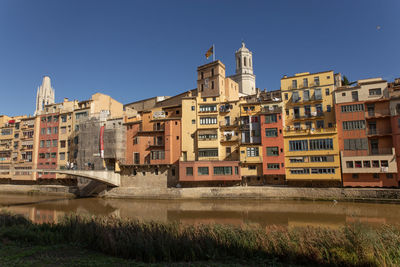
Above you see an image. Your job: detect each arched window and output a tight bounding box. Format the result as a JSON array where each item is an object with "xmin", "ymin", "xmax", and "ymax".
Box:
[
  {"xmin": 244, "ymin": 57, "xmax": 247, "ymax": 66},
  {"xmin": 237, "ymin": 57, "xmax": 241, "ymax": 68}
]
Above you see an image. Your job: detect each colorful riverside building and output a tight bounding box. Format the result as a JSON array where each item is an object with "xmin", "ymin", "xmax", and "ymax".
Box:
[
  {"xmin": 282, "ymin": 71, "xmax": 342, "ymax": 186},
  {"xmin": 389, "ymin": 78, "xmax": 400, "ymax": 178},
  {"xmin": 0, "ymin": 115, "xmax": 40, "ymax": 182},
  {"xmin": 259, "ymin": 90, "xmax": 285, "ymax": 184},
  {"xmin": 335, "ymin": 78, "xmax": 399, "ymax": 187},
  {"xmin": 123, "ymin": 92, "xmax": 190, "ymax": 186},
  {"xmin": 179, "ymin": 60, "xmax": 242, "ymax": 185}
]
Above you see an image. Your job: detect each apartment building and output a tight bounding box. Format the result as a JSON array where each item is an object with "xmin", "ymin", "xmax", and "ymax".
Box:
[
  {"xmin": 282, "ymin": 71, "xmax": 342, "ymax": 186},
  {"xmin": 179, "ymin": 60, "xmax": 241, "ymax": 185},
  {"xmin": 259, "ymin": 90, "xmax": 285, "ymax": 184},
  {"xmin": 335, "ymin": 78, "xmax": 398, "ymax": 187},
  {"xmin": 389, "ymin": 78, "xmax": 400, "ymax": 178},
  {"xmin": 123, "ymin": 93, "xmax": 187, "ymax": 186}
]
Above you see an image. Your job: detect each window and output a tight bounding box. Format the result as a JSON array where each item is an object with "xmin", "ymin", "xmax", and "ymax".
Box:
[
  {"xmin": 343, "ymin": 120, "xmax": 366, "ymax": 130},
  {"xmin": 303, "ymin": 78, "xmax": 308, "ymax": 87},
  {"xmin": 265, "ymin": 114, "xmax": 277, "ymax": 124},
  {"xmin": 292, "ymin": 80, "xmax": 297, "ymax": 89},
  {"xmin": 344, "ymin": 138, "xmax": 368, "ymax": 150},
  {"xmin": 192, "ymin": 120, "xmax": 195, "ymax": 124},
  {"xmin": 381, "ymin": 160, "xmax": 389, "ymax": 167},
  {"xmin": 52, "ymin": 139, "xmax": 58, "ymax": 147},
  {"xmin": 214, "ymin": 167, "xmax": 232, "ymax": 175},
  {"xmin": 151, "ymin": 151, "xmax": 165, "ymax": 160},
  {"xmin": 59, "ymin": 152, "xmax": 65, "ymax": 160},
  {"xmin": 316, "ymin": 120, "xmax": 324, "ymax": 129},
  {"xmin": 45, "ymin": 153, "xmax": 50, "ymax": 158},
  {"xmin": 289, "ymin": 140, "xmax": 308, "ymax": 151},
  {"xmin": 60, "ymin": 140, "xmax": 66, "ymax": 148},
  {"xmin": 292, "ymin": 91, "xmax": 299, "ymax": 102},
  {"xmin": 342, "ymin": 92, "xmax": 346, "ymax": 96},
  {"xmin": 199, "ymin": 117, "xmax": 217, "ymax": 125},
  {"xmin": 248, "ymin": 165, "xmax": 256, "ymax": 170},
  {"xmin": 235, "ymin": 166, "xmax": 239, "ymax": 175},
  {"xmin": 355, "ymin": 161, "xmax": 362, "ymax": 168},
  {"xmin": 211, "ymin": 69, "xmax": 214, "ymax": 76},
  {"xmin": 53, "ymin": 127, "xmax": 58, "ymax": 134},
  {"xmin": 310, "ymin": 168, "xmax": 335, "ymax": 174},
  {"xmin": 265, "ymin": 128, "xmax": 278, "ymax": 137},
  {"xmin": 39, "ymin": 153, "xmax": 45, "ymax": 159},
  {"xmin": 199, "ymin": 105, "xmax": 217, "ymax": 112},
  {"xmin": 41, "ymin": 117, "xmax": 46, "ymax": 122},
  {"xmin": 201, "ymin": 84, "xmax": 204, "ymax": 91},
  {"xmin": 314, "ymin": 76, "xmax": 320, "ymax": 86},
  {"xmin": 201, "ymin": 72, "xmax": 204, "ymax": 79},
  {"xmin": 266, "ymin": 147, "xmax": 279, "ymax": 156},
  {"xmin": 198, "ymin": 149, "xmax": 218, "ymax": 157},
  {"xmin": 310, "ymin": 156, "xmax": 334, "ymax": 162},
  {"xmin": 246, "ymin": 147, "xmax": 259, "ymax": 157},
  {"xmin": 363, "ymin": 161, "xmax": 371, "ymax": 168},
  {"xmin": 309, "ymin": 139, "xmax": 333, "ymax": 150},
  {"xmin": 327, "ymin": 105, "xmax": 331, "ymax": 112},
  {"xmin": 47, "ymin": 116, "xmax": 52, "ymax": 122},
  {"xmin": 369, "ymin": 88, "xmax": 382, "ymax": 96},
  {"xmin": 41, "ymin": 128, "xmax": 45, "ymax": 135},
  {"xmin": 176, "ymin": 110, "xmax": 180, "ymax": 114},
  {"xmin": 61, "ymin": 115, "xmax": 67, "ymax": 122},
  {"xmin": 290, "ymin": 168, "xmax": 310, "ymax": 174},
  {"xmin": 198, "ymin": 133, "xmax": 217, "ymax": 140},
  {"xmin": 53, "ymin": 116, "xmax": 58, "ymax": 122},
  {"xmin": 198, "ymin": 167, "xmax": 209, "ymax": 175},
  {"xmin": 186, "ymin": 167, "xmax": 193, "ymax": 176},
  {"xmin": 267, "ymin": 164, "xmax": 280, "ymax": 169},
  {"xmin": 372, "ymin": 161, "xmax": 380, "ymax": 168},
  {"xmin": 133, "ymin": 137, "xmax": 139, "ymax": 144},
  {"xmin": 351, "ymin": 91, "xmax": 359, "ymax": 101},
  {"xmin": 203, "ymin": 98, "xmax": 207, "ymax": 102},
  {"xmin": 303, "ymin": 90, "xmax": 310, "ymax": 101},
  {"xmin": 47, "ymin": 127, "xmax": 51, "ymax": 134},
  {"xmin": 314, "ymin": 88, "xmax": 322, "ymax": 100},
  {"xmin": 133, "ymin": 152, "xmax": 140, "ymax": 164},
  {"xmin": 40, "ymin": 140, "xmax": 44, "ymax": 148},
  {"xmin": 51, "ymin": 152, "xmax": 56, "ymax": 158},
  {"xmin": 284, "ymin": 93, "xmax": 288, "ymax": 100},
  {"xmin": 46, "ymin": 140, "xmax": 51, "ymax": 147},
  {"xmin": 75, "ymin": 111, "xmax": 88, "ymax": 120},
  {"xmin": 346, "ymin": 161, "xmax": 354, "ymax": 168},
  {"xmin": 211, "ymin": 81, "xmax": 214, "ymax": 89},
  {"xmin": 60, "ymin": 127, "xmax": 66, "ymax": 134},
  {"xmin": 325, "ymin": 88, "xmax": 330, "ymax": 95},
  {"xmin": 191, "ymin": 106, "xmax": 195, "ymax": 111},
  {"xmin": 341, "ymin": 104, "xmax": 364, "ymax": 113},
  {"xmin": 290, "ymin": 157, "xmax": 304, "ymax": 163}
]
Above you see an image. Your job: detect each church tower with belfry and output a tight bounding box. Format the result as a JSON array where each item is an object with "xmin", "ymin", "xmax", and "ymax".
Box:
[
  {"xmin": 34, "ymin": 76, "xmax": 55, "ymax": 115},
  {"xmin": 229, "ymin": 42, "xmax": 256, "ymax": 95}
]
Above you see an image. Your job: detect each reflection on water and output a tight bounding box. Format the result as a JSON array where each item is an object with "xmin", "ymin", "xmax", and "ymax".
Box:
[{"xmin": 1, "ymin": 193, "xmax": 400, "ymax": 228}]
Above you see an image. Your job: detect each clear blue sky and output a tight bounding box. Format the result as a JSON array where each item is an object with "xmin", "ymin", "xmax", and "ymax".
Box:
[{"xmin": 0, "ymin": 0, "xmax": 399, "ymax": 116}]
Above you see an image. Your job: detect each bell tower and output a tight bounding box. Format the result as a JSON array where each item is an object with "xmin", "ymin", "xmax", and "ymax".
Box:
[
  {"xmin": 35, "ymin": 76, "xmax": 55, "ymax": 115},
  {"xmin": 230, "ymin": 42, "xmax": 256, "ymax": 95}
]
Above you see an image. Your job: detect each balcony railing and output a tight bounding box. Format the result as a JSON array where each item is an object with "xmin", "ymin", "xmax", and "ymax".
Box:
[
  {"xmin": 365, "ymin": 109, "xmax": 391, "ymax": 118},
  {"xmin": 220, "ymin": 135, "xmax": 239, "ymax": 142},
  {"xmin": 219, "ymin": 120, "xmax": 239, "ymax": 127},
  {"xmin": 342, "ymin": 147, "xmax": 394, "ymax": 157},
  {"xmin": 292, "ymin": 112, "xmax": 324, "ymax": 120},
  {"xmin": 260, "ymin": 107, "xmax": 282, "ymax": 114},
  {"xmin": 367, "ymin": 129, "xmax": 392, "ymax": 136}
]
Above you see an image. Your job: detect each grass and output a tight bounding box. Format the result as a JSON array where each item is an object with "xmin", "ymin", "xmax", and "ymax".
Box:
[{"xmin": 1, "ymin": 212, "xmax": 400, "ymax": 266}]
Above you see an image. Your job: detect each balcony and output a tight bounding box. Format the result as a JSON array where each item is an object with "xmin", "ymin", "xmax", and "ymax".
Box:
[
  {"xmin": 219, "ymin": 104, "xmax": 232, "ymax": 113},
  {"xmin": 367, "ymin": 129, "xmax": 392, "ymax": 137},
  {"xmin": 260, "ymin": 106, "xmax": 282, "ymax": 114},
  {"xmin": 137, "ymin": 124, "xmax": 165, "ymax": 135},
  {"xmin": 219, "ymin": 120, "xmax": 239, "ymax": 128},
  {"xmin": 220, "ymin": 135, "xmax": 239, "ymax": 142},
  {"xmin": 365, "ymin": 109, "xmax": 391, "ymax": 119},
  {"xmin": 287, "ymin": 95, "xmax": 323, "ymax": 105},
  {"xmin": 147, "ymin": 142, "xmax": 164, "ymax": 149},
  {"xmin": 284, "ymin": 127, "xmax": 336, "ymax": 136},
  {"xmin": 292, "ymin": 112, "xmax": 324, "ymax": 121},
  {"xmin": 341, "ymin": 148, "xmax": 397, "ymax": 174}
]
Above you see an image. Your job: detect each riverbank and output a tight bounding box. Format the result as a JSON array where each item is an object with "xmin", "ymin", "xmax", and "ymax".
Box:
[
  {"xmin": 0, "ymin": 184, "xmax": 77, "ymax": 197},
  {"xmin": 1, "ymin": 212, "xmax": 399, "ymax": 266},
  {"xmin": 1, "ymin": 184, "xmax": 400, "ymax": 203},
  {"xmin": 105, "ymin": 186, "xmax": 400, "ymax": 203}
]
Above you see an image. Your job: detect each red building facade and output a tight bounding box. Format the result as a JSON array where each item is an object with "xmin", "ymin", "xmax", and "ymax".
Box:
[{"xmin": 37, "ymin": 113, "xmax": 59, "ymax": 179}]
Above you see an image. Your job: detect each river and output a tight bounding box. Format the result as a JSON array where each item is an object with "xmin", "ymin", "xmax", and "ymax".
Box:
[{"xmin": 0, "ymin": 193, "xmax": 399, "ymax": 228}]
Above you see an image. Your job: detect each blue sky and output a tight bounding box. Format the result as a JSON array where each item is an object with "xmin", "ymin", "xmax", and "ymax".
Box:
[{"xmin": 0, "ymin": 0, "xmax": 399, "ymax": 116}]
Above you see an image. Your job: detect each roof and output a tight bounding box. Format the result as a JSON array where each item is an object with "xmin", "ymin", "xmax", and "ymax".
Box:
[{"xmin": 281, "ymin": 70, "xmax": 334, "ymax": 80}]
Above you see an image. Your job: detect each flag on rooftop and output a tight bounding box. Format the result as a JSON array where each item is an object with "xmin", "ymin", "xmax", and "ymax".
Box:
[{"xmin": 205, "ymin": 45, "xmax": 214, "ymax": 59}]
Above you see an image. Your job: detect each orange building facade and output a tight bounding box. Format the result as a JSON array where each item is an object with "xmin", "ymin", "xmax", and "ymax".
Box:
[{"xmin": 335, "ymin": 78, "xmax": 398, "ymax": 187}]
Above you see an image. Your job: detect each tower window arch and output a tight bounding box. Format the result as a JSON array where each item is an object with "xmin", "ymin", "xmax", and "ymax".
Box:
[
  {"xmin": 244, "ymin": 57, "xmax": 247, "ymax": 67},
  {"xmin": 237, "ymin": 57, "xmax": 241, "ymax": 68}
]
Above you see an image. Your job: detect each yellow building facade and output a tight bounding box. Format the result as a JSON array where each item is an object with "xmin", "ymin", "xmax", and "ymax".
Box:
[{"xmin": 281, "ymin": 71, "xmax": 341, "ymax": 185}]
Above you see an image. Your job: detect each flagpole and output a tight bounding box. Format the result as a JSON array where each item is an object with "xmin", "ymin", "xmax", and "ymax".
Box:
[{"xmin": 213, "ymin": 44, "xmax": 215, "ymax": 61}]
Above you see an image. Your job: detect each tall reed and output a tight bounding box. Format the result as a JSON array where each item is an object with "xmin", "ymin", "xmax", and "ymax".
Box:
[{"xmin": 1, "ymin": 212, "xmax": 400, "ymax": 266}]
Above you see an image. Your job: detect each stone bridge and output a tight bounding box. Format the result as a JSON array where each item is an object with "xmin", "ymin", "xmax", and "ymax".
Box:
[{"xmin": 0, "ymin": 169, "xmax": 120, "ymax": 187}]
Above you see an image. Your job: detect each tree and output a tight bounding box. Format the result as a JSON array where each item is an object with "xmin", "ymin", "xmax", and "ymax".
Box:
[{"xmin": 342, "ymin": 75, "xmax": 356, "ymax": 86}]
